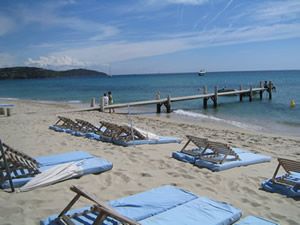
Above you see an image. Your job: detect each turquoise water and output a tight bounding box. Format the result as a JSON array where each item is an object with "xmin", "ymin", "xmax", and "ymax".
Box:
[{"xmin": 0, "ymin": 70, "xmax": 299, "ymax": 136}]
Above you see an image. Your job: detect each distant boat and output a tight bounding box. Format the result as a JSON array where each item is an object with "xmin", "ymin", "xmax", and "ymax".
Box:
[{"xmin": 198, "ymin": 69, "xmax": 206, "ymax": 76}]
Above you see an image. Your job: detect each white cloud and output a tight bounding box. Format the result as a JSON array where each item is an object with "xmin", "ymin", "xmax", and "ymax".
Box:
[
  {"xmin": 162, "ymin": 0, "xmax": 208, "ymax": 5},
  {"xmin": 36, "ymin": 22, "xmax": 300, "ymax": 68},
  {"xmin": 254, "ymin": 0, "xmax": 300, "ymax": 22},
  {"xmin": 146, "ymin": 0, "xmax": 208, "ymax": 5},
  {"xmin": 25, "ymin": 55, "xmax": 87, "ymax": 68},
  {"xmin": 0, "ymin": 15, "xmax": 15, "ymax": 36}
]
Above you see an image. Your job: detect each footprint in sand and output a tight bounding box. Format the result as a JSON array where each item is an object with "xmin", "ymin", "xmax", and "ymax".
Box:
[
  {"xmin": 195, "ymin": 183, "xmax": 202, "ymax": 187},
  {"xmin": 285, "ymin": 219, "xmax": 299, "ymax": 225},
  {"xmin": 269, "ymin": 213, "xmax": 287, "ymax": 221},
  {"xmin": 113, "ymin": 171, "xmax": 130, "ymax": 183},
  {"xmin": 104, "ymin": 174, "xmax": 112, "ymax": 186},
  {"xmin": 140, "ymin": 172, "xmax": 152, "ymax": 177},
  {"xmin": 181, "ymin": 174, "xmax": 195, "ymax": 179},
  {"xmin": 167, "ymin": 171, "xmax": 180, "ymax": 178}
]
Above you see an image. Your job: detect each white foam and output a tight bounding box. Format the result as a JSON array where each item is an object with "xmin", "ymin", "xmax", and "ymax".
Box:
[
  {"xmin": 68, "ymin": 100, "xmax": 81, "ymax": 104},
  {"xmin": 174, "ymin": 109, "xmax": 262, "ymax": 131},
  {"xmin": 0, "ymin": 97, "xmax": 19, "ymax": 101}
]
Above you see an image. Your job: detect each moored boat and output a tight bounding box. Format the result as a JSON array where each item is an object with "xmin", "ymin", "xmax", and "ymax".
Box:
[{"xmin": 198, "ymin": 69, "xmax": 206, "ymax": 76}]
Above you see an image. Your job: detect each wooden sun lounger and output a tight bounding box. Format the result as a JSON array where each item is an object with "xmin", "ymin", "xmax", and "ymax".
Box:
[
  {"xmin": 99, "ymin": 121, "xmax": 123, "ymax": 138},
  {"xmin": 271, "ymin": 158, "xmax": 300, "ymax": 188},
  {"xmin": 56, "ymin": 185, "xmax": 140, "ymax": 225},
  {"xmin": 75, "ymin": 119, "xmax": 103, "ymax": 134},
  {"xmin": 0, "ymin": 140, "xmax": 40, "ymax": 192},
  {"xmin": 99, "ymin": 121, "xmax": 146, "ymax": 141},
  {"xmin": 200, "ymin": 141, "xmax": 240, "ymax": 164},
  {"xmin": 180, "ymin": 135, "xmax": 209, "ymax": 157},
  {"xmin": 54, "ymin": 116, "xmax": 80, "ymax": 131},
  {"xmin": 180, "ymin": 135, "xmax": 240, "ymax": 164},
  {"xmin": 116, "ymin": 125, "xmax": 146, "ymax": 141}
]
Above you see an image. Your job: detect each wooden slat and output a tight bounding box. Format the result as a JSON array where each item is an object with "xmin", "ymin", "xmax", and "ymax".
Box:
[
  {"xmin": 0, "ymin": 141, "xmax": 40, "ymax": 191},
  {"xmin": 278, "ymin": 158, "xmax": 300, "ymax": 173},
  {"xmin": 69, "ymin": 186, "xmax": 139, "ymax": 225},
  {"xmin": 272, "ymin": 158, "xmax": 300, "ymax": 188}
]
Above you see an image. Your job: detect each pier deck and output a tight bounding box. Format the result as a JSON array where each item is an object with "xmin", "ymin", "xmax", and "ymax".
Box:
[{"xmin": 75, "ymin": 81, "xmax": 274, "ymax": 114}]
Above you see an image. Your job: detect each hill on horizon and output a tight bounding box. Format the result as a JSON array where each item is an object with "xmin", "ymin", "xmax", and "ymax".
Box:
[{"xmin": 0, "ymin": 67, "xmax": 108, "ymax": 79}]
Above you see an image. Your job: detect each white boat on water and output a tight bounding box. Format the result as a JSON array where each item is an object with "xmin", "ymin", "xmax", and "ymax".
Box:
[{"xmin": 198, "ymin": 69, "xmax": 206, "ymax": 76}]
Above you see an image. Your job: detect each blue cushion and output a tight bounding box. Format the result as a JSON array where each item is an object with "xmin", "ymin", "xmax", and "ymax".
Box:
[
  {"xmin": 261, "ymin": 172, "xmax": 300, "ymax": 197},
  {"xmin": 40, "ymin": 185, "xmax": 242, "ymax": 225},
  {"xmin": 173, "ymin": 148, "xmax": 271, "ymax": 172},
  {"xmin": 1, "ymin": 151, "xmax": 112, "ymax": 189}
]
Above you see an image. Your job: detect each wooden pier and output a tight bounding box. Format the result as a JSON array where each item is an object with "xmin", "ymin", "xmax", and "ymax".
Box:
[{"xmin": 82, "ymin": 81, "xmax": 274, "ymax": 114}]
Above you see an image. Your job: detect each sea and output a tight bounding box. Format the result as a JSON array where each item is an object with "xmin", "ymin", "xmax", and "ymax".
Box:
[{"xmin": 1, "ymin": 70, "xmax": 299, "ymax": 137}]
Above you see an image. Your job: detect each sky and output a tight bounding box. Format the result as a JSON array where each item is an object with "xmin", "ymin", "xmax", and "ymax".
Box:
[{"xmin": 0, "ymin": 0, "xmax": 300, "ymax": 74}]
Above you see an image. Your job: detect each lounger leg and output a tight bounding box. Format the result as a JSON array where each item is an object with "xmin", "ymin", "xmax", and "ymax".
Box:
[
  {"xmin": 93, "ymin": 212, "xmax": 108, "ymax": 225},
  {"xmin": 58, "ymin": 193, "xmax": 81, "ymax": 218},
  {"xmin": 272, "ymin": 163, "xmax": 281, "ymax": 181},
  {"xmin": 181, "ymin": 139, "xmax": 191, "ymax": 151},
  {"xmin": 0, "ymin": 141, "xmax": 14, "ymax": 192}
]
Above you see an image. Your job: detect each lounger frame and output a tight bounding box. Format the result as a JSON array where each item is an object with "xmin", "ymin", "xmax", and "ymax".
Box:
[
  {"xmin": 54, "ymin": 116, "xmax": 80, "ymax": 131},
  {"xmin": 75, "ymin": 119, "xmax": 103, "ymax": 134},
  {"xmin": 180, "ymin": 135, "xmax": 240, "ymax": 164},
  {"xmin": 272, "ymin": 158, "xmax": 300, "ymax": 188},
  {"xmin": 0, "ymin": 140, "xmax": 40, "ymax": 192},
  {"xmin": 180, "ymin": 135, "xmax": 209, "ymax": 157},
  {"xmin": 56, "ymin": 185, "xmax": 140, "ymax": 225}
]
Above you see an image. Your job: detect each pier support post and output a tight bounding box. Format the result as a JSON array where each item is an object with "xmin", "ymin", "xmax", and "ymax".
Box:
[
  {"xmin": 166, "ymin": 95, "xmax": 171, "ymax": 113},
  {"xmin": 259, "ymin": 81, "xmax": 263, "ymax": 100},
  {"xmin": 6, "ymin": 108, "xmax": 11, "ymax": 117},
  {"xmin": 213, "ymin": 86, "xmax": 218, "ymax": 108},
  {"xmin": 249, "ymin": 85, "xmax": 253, "ymax": 102},
  {"xmin": 100, "ymin": 97, "xmax": 105, "ymax": 112},
  {"xmin": 203, "ymin": 86, "xmax": 208, "ymax": 109},
  {"xmin": 268, "ymin": 81, "xmax": 273, "ymax": 100},
  {"xmin": 90, "ymin": 98, "xmax": 96, "ymax": 107},
  {"xmin": 239, "ymin": 85, "xmax": 243, "ymax": 102},
  {"xmin": 156, "ymin": 91, "xmax": 161, "ymax": 113}
]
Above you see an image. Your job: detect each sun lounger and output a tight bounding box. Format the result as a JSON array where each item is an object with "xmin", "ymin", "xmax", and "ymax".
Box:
[
  {"xmin": 261, "ymin": 158, "xmax": 300, "ymax": 198},
  {"xmin": 49, "ymin": 116, "xmax": 81, "ymax": 134},
  {"xmin": 41, "ymin": 185, "xmax": 242, "ymax": 225},
  {"xmin": 234, "ymin": 216, "xmax": 279, "ymax": 225},
  {"xmin": 105, "ymin": 122, "xmax": 181, "ymax": 146},
  {"xmin": 0, "ymin": 140, "xmax": 113, "ymax": 192},
  {"xmin": 172, "ymin": 135, "xmax": 271, "ymax": 171}
]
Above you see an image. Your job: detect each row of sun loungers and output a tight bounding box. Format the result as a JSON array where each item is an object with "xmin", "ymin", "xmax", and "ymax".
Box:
[
  {"xmin": 1, "ymin": 116, "xmax": 299, "ymax": 224},
  {"xmin": 49, "ymin": 116, "xmax": 181, "ymax": 146},
  {"xmin": 1, "ymin": 130, "xmax": 299, "ymax": 198}
]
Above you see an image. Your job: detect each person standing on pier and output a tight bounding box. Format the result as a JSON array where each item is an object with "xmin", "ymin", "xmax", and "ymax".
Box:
[
  {"xmin": 103, "ymin": 93, "xmax": 109, "ymax": 107},
  {"xmin": 108, "ymin": 91, "xmax": 115, "ymax": 113}
]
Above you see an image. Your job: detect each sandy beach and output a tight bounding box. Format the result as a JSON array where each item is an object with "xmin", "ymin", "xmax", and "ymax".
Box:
[{"xmin": 0, "ymin": 100, "xmax": 299, "ymax": 225}]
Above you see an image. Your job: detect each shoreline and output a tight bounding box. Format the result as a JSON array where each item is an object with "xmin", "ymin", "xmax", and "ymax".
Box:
[{"xmin": 1, "ymin": 98, "xmax": 300, "ymax": 139}]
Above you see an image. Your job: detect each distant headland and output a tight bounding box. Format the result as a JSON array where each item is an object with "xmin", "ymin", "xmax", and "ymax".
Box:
[{"xmin": 0, "ymin": 67, "xmax": 108, "ymax": 80}]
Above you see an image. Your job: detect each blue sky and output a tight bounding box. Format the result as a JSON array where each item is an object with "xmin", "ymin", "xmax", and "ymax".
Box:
[{"xmin": 0, "ymin": 0, "xmax": 300, "ymax": 74}]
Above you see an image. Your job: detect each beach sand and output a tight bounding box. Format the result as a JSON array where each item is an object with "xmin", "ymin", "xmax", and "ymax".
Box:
[{"xmin": 0, "ymin": 100, "xmax": 299, "ymax": 225}]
